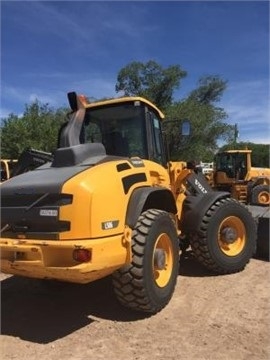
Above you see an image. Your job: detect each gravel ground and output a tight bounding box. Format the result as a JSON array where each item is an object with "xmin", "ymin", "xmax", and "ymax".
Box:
[{"xmin": 1, "ymin": 253, "xmax": 269, "ymax": 360}]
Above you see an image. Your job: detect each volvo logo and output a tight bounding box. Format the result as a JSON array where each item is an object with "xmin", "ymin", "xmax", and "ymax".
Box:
[{"xmin": 195, "ymin": 179, "xmax": 208, "ymax": 194}]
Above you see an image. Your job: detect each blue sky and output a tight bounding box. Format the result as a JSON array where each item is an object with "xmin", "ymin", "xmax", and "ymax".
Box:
[{"xmin": 1, "ymin": 0, "xmax": 269, "ymax": 144}]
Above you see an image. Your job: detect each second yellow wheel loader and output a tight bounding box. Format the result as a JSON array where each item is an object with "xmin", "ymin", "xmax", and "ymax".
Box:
[
  {"xmin": 213, "ymin": 149, "xmax": 270, "ymax": 206},
  {"xmin": 0, "ymin": 92, "xmax": 257, "ymax": 314},
  {"xmin": 1, "ymin": 150, "xmax": 53, "ymax": 183},
  {"xmin": 1, "ymin": 159, "xmax": 18, "ymax": 182}
]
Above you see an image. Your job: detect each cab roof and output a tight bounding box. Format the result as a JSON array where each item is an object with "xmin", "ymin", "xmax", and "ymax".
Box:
[
  {"xmin": 219, "ymin": 149, "xmax": 252, "ymax": 154},
  {"xmin": 77, "ymin": 94, "xmax": 165, "ymax": 120}
]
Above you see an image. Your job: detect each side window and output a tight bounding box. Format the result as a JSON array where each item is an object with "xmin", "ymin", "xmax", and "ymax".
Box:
[
  {"xmin": 153, "ymin": 117, "xmax": 162, "ymax": 160},
  {"xmin": 235, "ymin": 153, "xmax": 247, "ymax": 180},
  {"xmin": 149, "ymin": 111, "xmax": 165, "ymax": 165}
]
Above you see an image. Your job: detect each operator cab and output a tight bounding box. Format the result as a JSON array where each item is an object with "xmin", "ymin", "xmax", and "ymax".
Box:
[
  {"xmin": 215, "ymin": 152, "xmax": 248, "ymax": 181},
  {"xmin": 61, "ymin": 93, "xmax": 168, "ymax": 167},
  {"xmin": 82, "ymin": 99, "xmax": 167, "ymax": 165}
]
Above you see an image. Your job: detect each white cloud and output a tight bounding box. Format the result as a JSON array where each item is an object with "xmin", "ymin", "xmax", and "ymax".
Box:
[
  {"xmin": 5, "ymin": 1, "xmax": 156, "ymax": 52},
  {"xmin": 1, "ymin": 85, "xmax": 28, "ymax": 103},
  {"xmin": 221, "ymin": 79, "xmax": 270, "ymax": 144},
  {"xmin": 28, "ymin": 93, "xmax": 58, "ymax": 105},
  {"xmin": 11, "ymin": 2, "xmax": 91, "ymax": 45},
  {"xmin": 71, "ymin": 77, "xmax": 117, "ymax": 99},
  {"xmin": 19, "ymin": 71, "xmax": 118, "ymax": 98},
  {"xmin": 0, "ymin": 107, "xmax": 13, "ymax": 119},
  {"xmin": 1, "ymin": 84, "xmax": 67, "ymax": 114},
  {"xmin": 1, "ymin": 74, "xmax": 118, "ymax": 117}
]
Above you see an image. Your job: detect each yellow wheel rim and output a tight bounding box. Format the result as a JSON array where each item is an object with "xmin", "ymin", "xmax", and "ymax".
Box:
[
  {"xmin": 258, "ymin": 191, "xmax": 270, "ymax": 205},
  {"xmin": 218, "ymin": 216, "xmax": 246, "ymax": 256},
  {"xmin": 152, "ymin": 233, "xmax": 174, "ymax": 288}
]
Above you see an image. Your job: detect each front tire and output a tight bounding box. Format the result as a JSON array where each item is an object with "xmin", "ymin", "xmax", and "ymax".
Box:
[
  {"xmin": 112, "ymin": 209, "xmax": 179, "ymax": 314},
  {"xmin": 190, "ymin": 198, "xmax": 257, "ymax": 274},
  {"xmin": 251, "ymin": 184, "xmax": 269, "ymax": 206}
]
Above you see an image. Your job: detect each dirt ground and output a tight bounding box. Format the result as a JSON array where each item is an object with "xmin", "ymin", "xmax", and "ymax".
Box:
[{"xmin": 1, "ymin": 253, "xmax": 269, "ymax": 360}]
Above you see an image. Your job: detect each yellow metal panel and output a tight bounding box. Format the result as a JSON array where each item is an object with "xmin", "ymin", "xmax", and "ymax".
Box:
[
  {"xmin": 0, "ymin": 234, "xmax": 131, "ymax": 284},
  {"xmin": 60, "ymin": 160, "xmax": 166, "ymax": 240}
]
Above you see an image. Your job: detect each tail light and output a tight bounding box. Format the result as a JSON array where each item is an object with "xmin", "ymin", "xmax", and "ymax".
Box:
[{"xmin": 73, "ymin": 249, "xmax": 91, "ymax": 263}]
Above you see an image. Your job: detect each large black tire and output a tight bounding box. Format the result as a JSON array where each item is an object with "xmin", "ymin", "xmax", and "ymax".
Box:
[
  {"xmin": 255, "ymin": 217, "xmax": 270, "ymax": 261},
  {"xmin": 251, "ymin": 185, "xmax": 269, "ymax": 206},
  {"xmin": 189, "ymin": 198, "xmax": 257, "ymax": 274},
  {"xmin": 112, "ymin": 209, "xmax": 179, "ymax": 314}
]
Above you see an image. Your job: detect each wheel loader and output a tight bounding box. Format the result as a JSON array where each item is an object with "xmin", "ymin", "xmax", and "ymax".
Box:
[
  {"xmin": 0, "ymin": 92, "xmax": 257, "ymax": 314},
  {"xmin": 212, "ymin": 149, "xmax": 270, "ymax": 206},
  {"xmin": 1, "ymin": 149, "xmax": 53, "ymax": 182},
  {"xmin": 1, "ymin": 159, "xmax": 18, "ymax": 182}
]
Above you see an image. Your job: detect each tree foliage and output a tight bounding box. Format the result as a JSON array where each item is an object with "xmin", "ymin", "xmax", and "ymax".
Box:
[
  {"xmin": 115, "ymin": 60, "xmax": 187, "ymax": 109},
  {"xmin": 164, "ymin": 98, "xmax": 234, "ymax": 162},
  {"xmin": 162, "ymin": 75, "xmax": 233, "ymax": 161},
  {"xmin": 188, "ymin": 75, "xmax": 227, "ymax": 104},
  {"xmin": 1, "ymin": 101, "xmax": 67, "ymax": 158}
]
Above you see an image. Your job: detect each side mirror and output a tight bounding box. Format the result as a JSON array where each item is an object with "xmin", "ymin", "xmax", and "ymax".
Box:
[{"xmin": 181, "ymin": 120, "xmax": 190, "ymax": 136}]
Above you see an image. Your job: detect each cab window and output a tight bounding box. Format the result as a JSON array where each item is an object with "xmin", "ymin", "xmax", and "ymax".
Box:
[{"xmin": 148, "ymin": 111, "xmax": 166, "ymax": 165}]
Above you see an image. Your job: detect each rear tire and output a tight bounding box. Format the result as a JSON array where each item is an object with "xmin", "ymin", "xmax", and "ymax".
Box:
[
  {"xmin": 189, "ymin": 197, "xmax": 257, "ymax": 274},
  {"xmin": 251, "ymin": 185, "xmax": 269, "ymax": 206},
  {"xmin": 112, "ymin": 209, "xmax": 179, "ymax": 314}
]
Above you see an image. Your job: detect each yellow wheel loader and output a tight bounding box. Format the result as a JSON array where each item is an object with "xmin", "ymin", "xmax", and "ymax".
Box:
[
  {"xmin": 1, "ymin": 159, "xmax": 18, "ymax": 182},
  {"xmin": 0, "ymin": 92, "xmax": 257, "ymax": 314},
  {"xmin": 213, "ymin": 149, "xmax": 270, "ymax": 206},
  {"xmin": 1, "ymin": 149, "xmax": 53, "ymax": 182}
]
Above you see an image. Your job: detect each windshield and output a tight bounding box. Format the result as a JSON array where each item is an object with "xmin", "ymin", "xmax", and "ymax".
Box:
[
  {"xmin": 81, "ymin": 102, "xmax": 147, "ymax": 158},
  {"xmin": 216, "ymin": 153, "xmax": 247, "ymax": 179}
]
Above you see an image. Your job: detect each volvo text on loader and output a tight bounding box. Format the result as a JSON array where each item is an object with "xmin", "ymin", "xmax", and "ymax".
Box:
[{"xmin": 0, "ymin": 92, "xmax": 257, "ymax": 314}]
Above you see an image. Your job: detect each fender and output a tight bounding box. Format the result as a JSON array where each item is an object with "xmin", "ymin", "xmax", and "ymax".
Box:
[
  {"xmin": 180, "ymin": 191, "xmax": 230, "ymax": 233},
  {"xmin": 249, "ymin": 177, "xmax": 270, "ymax": 187},
  {"xmin": 186, "ymin": 172, "xmax": 213, "ymax": 195},
  {"xmin": 126, "ymin": 186, "xmax": 177, "ymax": 229}
]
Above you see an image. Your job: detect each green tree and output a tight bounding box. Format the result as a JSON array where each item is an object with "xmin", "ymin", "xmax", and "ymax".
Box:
[
  {"xmin": 188, "ymin": 75, "xmax": 227, "ymax": 104},
  {"xmin": 115, "ymin": 60, "xmax": 187, "ymax": 109},
  {"xmin": 163, "ymin": 76, "xmax": 234, "ymax": 162},
  {"xmin": 1, "ymin": 101, "xmax": 67, "ymax": 158},
  {"xmin": 164, "ymin": 98, "xmax": 233, "ymax": 162}
]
